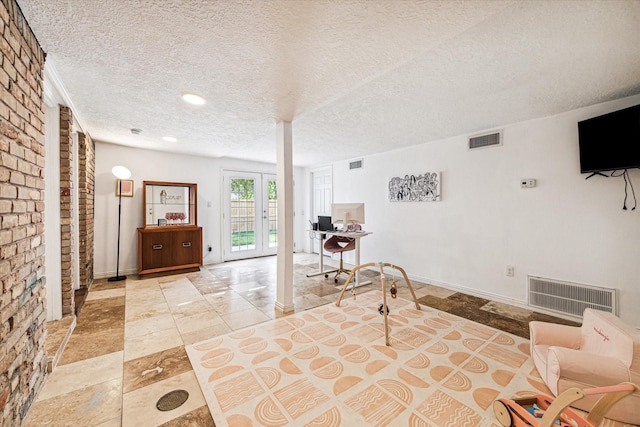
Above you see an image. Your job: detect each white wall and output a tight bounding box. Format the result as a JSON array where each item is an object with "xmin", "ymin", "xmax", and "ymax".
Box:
[
  {"xmin": 43, "ymin": 104, "xmax": 62, "ymax": 321},
  {"xmin": 325, "ymin": 94, "xmax": 640, "ymax": 326},
  {"xmin": 94, "ymin": 144, "xmax": 306, "ymax": 278}
]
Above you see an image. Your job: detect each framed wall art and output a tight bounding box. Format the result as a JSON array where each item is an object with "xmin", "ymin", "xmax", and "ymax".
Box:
[
  {"xmin": 388, "ymin": 172, "xmax": 440, "ymax": 202},
  {"xmin": 116, "ymin": 179, "xmax": 134, "ymax": 197}
]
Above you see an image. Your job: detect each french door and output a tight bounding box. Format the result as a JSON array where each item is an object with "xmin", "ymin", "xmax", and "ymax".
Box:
[{"xmin": 223, "ymin": 171, "xmax": 278, "ymax": 260}]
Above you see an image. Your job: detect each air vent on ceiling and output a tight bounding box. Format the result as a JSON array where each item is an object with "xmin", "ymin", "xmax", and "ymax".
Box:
[
  {"xmin": 349, "ymin": 159, "xmax": 363, "ymax": 170},
  {"xmin": 469, "ymin": 130, "xmax": 502, "ymax": 150}
]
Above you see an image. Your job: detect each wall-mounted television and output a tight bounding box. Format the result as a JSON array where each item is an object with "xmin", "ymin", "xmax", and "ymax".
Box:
[{"xmin": 578, "ymin": 104, "xmax": 640, "ymax": 174}]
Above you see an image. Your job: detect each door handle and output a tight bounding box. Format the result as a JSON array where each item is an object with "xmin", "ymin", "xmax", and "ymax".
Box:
[
  {"xmin": 152, "ymin": 244, "xmax": 162, "ymax": 250},
  {"xmin": 182, "ymin": 242, "xmax": 191, "ymax": 247}
]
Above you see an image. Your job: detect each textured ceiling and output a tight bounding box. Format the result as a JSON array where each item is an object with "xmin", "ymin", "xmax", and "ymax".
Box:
[{"xmin": 16, "ymin": 0, "xmax": 640, "ymax": 167}]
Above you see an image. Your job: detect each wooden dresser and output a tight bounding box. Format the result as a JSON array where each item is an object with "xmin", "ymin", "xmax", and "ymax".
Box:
[{"xmin": 137, "ymin": 181, "xmax": 202, "ymax": 276}]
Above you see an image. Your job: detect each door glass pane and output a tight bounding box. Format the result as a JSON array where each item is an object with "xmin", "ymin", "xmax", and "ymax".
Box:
[
  {"xmin": 267, "ymin": 179, "xmax": 277, "ymax": 248},
  {"xmin": 230, "ymin": 178, "xmax": 255, "ymax": 252}
]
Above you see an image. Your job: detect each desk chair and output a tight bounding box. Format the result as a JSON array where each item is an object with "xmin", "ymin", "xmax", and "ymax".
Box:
[{"xmin": 323, "ymin": 225, "xmax": 360, "ymax": 283}]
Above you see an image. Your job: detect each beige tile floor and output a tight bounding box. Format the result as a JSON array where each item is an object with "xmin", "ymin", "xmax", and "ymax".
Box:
[
  {"xmin": 26, "ymin": 252, "xmax": 561, "ymax": 426},
  {"xmin": 26, "ymin": 253, "xmax": 416, "ymax": 426}
]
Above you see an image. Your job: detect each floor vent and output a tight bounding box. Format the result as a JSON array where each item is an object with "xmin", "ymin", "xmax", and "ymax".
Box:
[
  {"xmin": 528, "ymin": 275, "xmax": 616, "ymax": 317},
  {"xmin": 349, "ymin": 159, "xmax": 363, "ymax": 170},
  {"xmin": 156, "ymin": 389, "xmax": 189, "ymax": 411},
  {"xmin": 469, "ymin": 131, "xmax": 502, "ymax": 150}
]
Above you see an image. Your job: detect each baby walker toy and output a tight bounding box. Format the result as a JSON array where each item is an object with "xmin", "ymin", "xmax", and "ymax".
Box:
[
  {"xmin": 493, "ymin": 382, "xmax": 638, "ymax": 427},
  {"xmin": 335, "ymin": 261, "xmax": 421, "ymax": 346}
]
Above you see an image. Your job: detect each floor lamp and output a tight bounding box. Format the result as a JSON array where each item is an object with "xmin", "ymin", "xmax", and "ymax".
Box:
[{"xmin": 109, "ymin": 165, "xmax": 132, "ymax": 282}]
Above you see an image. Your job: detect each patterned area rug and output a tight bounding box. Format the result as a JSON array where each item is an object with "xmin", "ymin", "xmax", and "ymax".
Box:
[{"xmin": 186, "ymin": 291, "xmax": 629, "ymax": 427}]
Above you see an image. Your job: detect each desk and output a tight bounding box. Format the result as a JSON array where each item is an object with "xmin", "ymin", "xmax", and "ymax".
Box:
[{"xmin": 307, "ymin": 230, "xmax": 372, "ymax": 287}]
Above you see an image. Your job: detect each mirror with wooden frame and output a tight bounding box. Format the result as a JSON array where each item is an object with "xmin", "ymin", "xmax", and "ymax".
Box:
[{"xmin": 142, "ymin": 181, "xmax": 197, "ymax": 227}]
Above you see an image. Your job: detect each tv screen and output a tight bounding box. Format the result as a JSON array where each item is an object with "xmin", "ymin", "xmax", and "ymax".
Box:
[{"xmin": 578, "ymin": 104, "xmax": 640, "ymax": 174}]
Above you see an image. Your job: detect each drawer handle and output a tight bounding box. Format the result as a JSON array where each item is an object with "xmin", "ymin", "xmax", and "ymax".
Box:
[
  {"xmin": 182, "ymin": 242, "xmax": 192, "ymax": 247},
  {"xmin": 152, "ymin": 244, "xmax": 163, "ymax": 250}
]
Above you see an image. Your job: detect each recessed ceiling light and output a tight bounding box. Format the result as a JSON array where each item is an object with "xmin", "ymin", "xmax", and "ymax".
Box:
[
  {"xmin": 162, "ymin": 136, "xmax": 177, "ymax": 142},
  {"xmin": 182, "ymin": 93, "xmax": 205, "ymax": 105}
]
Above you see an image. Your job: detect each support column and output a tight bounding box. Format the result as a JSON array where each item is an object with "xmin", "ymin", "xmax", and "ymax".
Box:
[
  {"xmin": 275, "ymin": 121, "xmax": 294, "ymax": 313},
  {"xmin": 59, "ymin": 106, "xmax": 75, "ymax": 316}
]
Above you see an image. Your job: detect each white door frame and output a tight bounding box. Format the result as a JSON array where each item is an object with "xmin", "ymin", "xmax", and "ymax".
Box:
[
  {"xmin": 310, "ymin": 166, "xmax": 333, "ymax": 255},
  {"xmin": 222, "ymin": 170, "xmax": 278, "ymax": 261}
]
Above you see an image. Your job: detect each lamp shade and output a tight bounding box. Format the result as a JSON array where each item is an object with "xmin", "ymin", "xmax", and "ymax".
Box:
[{"xmin": 112, "ymin": 165, "xmax": 131, "ymax": 180}]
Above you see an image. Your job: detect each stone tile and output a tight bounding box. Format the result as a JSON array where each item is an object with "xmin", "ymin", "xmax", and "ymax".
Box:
[
  {"xmin": 163, "ymin": 291, "xmax": 205, "ymax": 308},
  {"xmin": 203, "ymin": 290, "xmax": 244, "ymax": 305},
  {"xmin": 294, "ymin": 293, "xmax": 329, "ymax": 310},
  {"xmin": 243, "ymin": 294, "xmax": 276, "ymax": 309},
  {"xmin": 418, "ymin": 284, "xmax": 457, "ymax": 299},
  {"xmin": 157, "ymin": 274, "xmax": 187, "ymax": 284},
  {"xmin": 95, "ymin": 416, "xmax": 122, "ymax": 427},
  {"xmin": 124, "ymin": 327, "xmax": 183, "ymax": 362},
  {"xmin": 481, "ymin": 300, "xmax": 535, "ymax": 322},
  {"xmin": 180, "ymin": 323, "xmax": 233, "ymax": 345},
  {"xmin": 126, "ymin": 301, "xmax": 172, "ymax": 322},
  {"xmin": 126, "ymin": 290, "xmax": 167, "ymax": 307},
  {"xmin": 447, "ymin": 292, "xmax": 490, "ymax": 307},
  {"xmin": 126, "ymin": 279, "xmax": 161, "ymax": 292},
  {"xmin": 168, "ymin": 299, "xmax": 215, "ymax": 319},
  {"xmin": 306, "ymin": 284, "xmax": 340, "ymax": 297},
  {"xmin": 59, "ymin": 327, "xmax": 124, "ymax": 365},
  {"xmin": 321, "ymin": 292, "xmax": 343, "ymax": 304},
  {"xmin": 223, "ymin": 307, "xmax": 271, "ymax": 330},
  {"xmin": 488, "ymin": 316, "xmax": 530, "ymax": 339},
  {"xmin": 24, "ymin": 378, "xmax": 122, "ymax": 427},
  {"xmin": 45, "ymin": 316, "xmax": 76, "ymax": 352},
  {"xmin": 416, "ymin": 295, "xmax": 459, "ymax": 312},
  {"xmin": 125, "ymin": 314, "xmax": 177, "ymax": 339},
  {"xmin": 45, "ymin": 316, "xmax": 76, "ymax": 371},
  {"xmin": 174, "ymin": 311, "xmax": 226, "ymax": 335},
  {"xmin": 87, "ymin": 288, "xmax": 127, "ymax": 301},
  {"xmin": 227, "ymin": 280, "xmax": 265, "ymax": 293},
  {"xmin": 413, "ymin": 285, "xmax": 455, "ymax": 298},
  {"xmin": 38, "ymin": 351, "xmax": 123, "ymax": 401},
  {"xmin": 530, "ymin": 311, "xmax": 581, "ymax": 326},
  {"xmin": 449, "ymin": 304, "xmax": 496, "ymax": 325},
  {"xmin": 92, "ymin": 279, "xmax": 127, "ymax": 291},
  {"xmin": 212, "ymin": 296, "xmax": 256, "ymax": 315},
  {"xmin": 123, "ymin": 346, "xmax": 192, "ymax": 393},
  {"xmin": 160, "ymin": 277, "xmax": 200, "ymax": 292},
  {"xmin": 121, "ymin": 371, "xmax": 205, "ymax": 427},
  {"xmin": 158, "ymin": 405, "xmax": 215, "ymax": 427},
  {"xmin": 73, "ymin": 296, "xmax": 125, "ymax": 334}
]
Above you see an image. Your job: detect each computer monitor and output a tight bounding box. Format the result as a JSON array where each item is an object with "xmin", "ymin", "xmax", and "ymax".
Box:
[
  {"xmin": 331, "ymin": 203, "xmax": 365, "ymax": 229},
  {"xmin": 317, "ymin": 215, "xmax": 333, "ymax": 231}
]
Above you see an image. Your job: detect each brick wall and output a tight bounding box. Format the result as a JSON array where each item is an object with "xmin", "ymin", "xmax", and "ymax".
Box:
[
  {"xmin": 58, "ymin": 106, "xmax": 75, "ymax": 315},
  {"xmin": 0, "ymin": 0, "xmax": 47, "ymax": 424},
  {"xmin": 78, "ymin": 131, "xmax": 94, "ymax": 288}
]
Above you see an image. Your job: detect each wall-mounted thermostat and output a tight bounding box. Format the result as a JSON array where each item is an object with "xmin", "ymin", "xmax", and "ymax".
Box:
[{"xmin": 520, "ymin": 179, "xmax": 536, "ymax": 188}]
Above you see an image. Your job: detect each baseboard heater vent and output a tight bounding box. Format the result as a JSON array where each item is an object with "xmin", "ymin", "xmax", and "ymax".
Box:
[
  {"xmin": 469, "ymin": 130, "xmax": 502, "ymax": 150},
  {"xmin": 528, "ymin": 275, "xmax": 616, "ymax": 317}
]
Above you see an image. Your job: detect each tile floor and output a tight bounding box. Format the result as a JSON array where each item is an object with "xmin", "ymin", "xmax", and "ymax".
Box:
[{"xmin": 25, "ymin": 253, "xmax": 576, "ymax": 426}]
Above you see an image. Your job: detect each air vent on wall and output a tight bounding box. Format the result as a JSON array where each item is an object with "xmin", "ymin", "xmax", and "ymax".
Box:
[
  {"xmin": 469, "ymin": 130, "xmax": 502, "ymax": 150},
  {"xmin": 528, "ymin": 275, "xmax": 616, "ymax": 317},
  {"xmin": 349, "ymin": 159, "xmax": 363, "ymax": 170}
]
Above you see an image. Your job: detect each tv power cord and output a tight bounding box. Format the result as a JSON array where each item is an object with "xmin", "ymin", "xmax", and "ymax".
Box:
[{"xmin": 611, "ymin": 169, "xmax": 637, "ymax": 211}]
